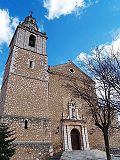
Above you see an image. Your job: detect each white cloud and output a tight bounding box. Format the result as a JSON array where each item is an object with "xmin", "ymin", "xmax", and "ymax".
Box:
[
  {"xmin": 111, "ymin": 37, "xmax": 120, "ymax": 51},
  {"xmin": 11, "ymin": 17, "xmax": 19, "ymax": 29},
  {"xmin": 0, "ymin": 9, "xmax": 19, "ymax": 46},
  {"xmin": 77, "ymin": 27, "xmax": 120, "ymax": 63},
  {"xmin": 43, "ymin": 0, "xmax": 96, "ymax": 20},
  {"xmin": 76, "ymin": 29, "xmax": 120, "ymax": 100},
  {"xmin": 77, "ymin": 37, "xmax": 120, "ymax": 63},
  {"xmin": 76, "ymin": 52, "xmax": 87, "ymax": 62},
  {"xmin": 0, "ymin": 72, "xmax": 3, "ymax": 90}
]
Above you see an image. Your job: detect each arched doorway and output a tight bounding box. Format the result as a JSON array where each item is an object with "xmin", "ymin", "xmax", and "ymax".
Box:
[{"xmin": 71, "ymin": 128, "xmax": 81, "ymax": 150}]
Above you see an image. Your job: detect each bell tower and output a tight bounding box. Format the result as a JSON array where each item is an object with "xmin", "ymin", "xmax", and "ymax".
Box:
[
  {"xmin": 0, "ymin": 15, "xmax": 52, "ymax": 159},
  {"xmin": 1, "ymin": 14, "xmax": 49, "ymax": 117},
  {"xmin": 10, "ymin": 15, "xmax": 47, "ymax": 55}
]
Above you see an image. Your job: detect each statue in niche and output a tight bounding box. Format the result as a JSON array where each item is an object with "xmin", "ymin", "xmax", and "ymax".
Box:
[
  {"xmin": 72, "ymin": 108, "xmax": 76, "ymax": 118},
  {"xmin": 68, "ymin": 99, "xmax": 77, "ymax": 119}
]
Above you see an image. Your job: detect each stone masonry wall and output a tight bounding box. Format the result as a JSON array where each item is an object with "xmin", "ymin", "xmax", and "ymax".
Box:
[
  {"xmin": 48, "ymin": 62, "xmax": 120, "ymax": 152},
  {"xmin": 12, "ymin": 142, "xmax": 51, "ymax": 160},
  {"xmin": 1, "ymin": 115, "xmax": 51, "ymax": 142},
  {"xmin": 2, "ymin": 45, "xmax": 49, "ymax": 118},
  {"xmin": 48, "ymin": 63, "xmax": 94, "ymax": 151},
  {"xmin": 3, "ymin": 74, "xmax": 49, "ymax": 118}
]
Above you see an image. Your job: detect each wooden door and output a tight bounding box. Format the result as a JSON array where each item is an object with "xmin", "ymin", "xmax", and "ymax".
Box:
[{"xmin": 71, "ymin": 129, "xmax": 81, "ymax": 150}]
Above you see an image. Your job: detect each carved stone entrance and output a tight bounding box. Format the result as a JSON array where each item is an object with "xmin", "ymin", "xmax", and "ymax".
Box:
[{"xmin": 71, "ymin": 128, "xmax": 81, "ymax": 150}]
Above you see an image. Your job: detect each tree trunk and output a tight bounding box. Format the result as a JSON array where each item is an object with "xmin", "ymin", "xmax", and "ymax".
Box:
[{"xmin": 103, "ymin": 129, "xmax": 111, "ymax": 160}]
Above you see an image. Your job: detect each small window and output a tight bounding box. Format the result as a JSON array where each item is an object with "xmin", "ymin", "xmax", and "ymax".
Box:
[
  {"xmin": 69, "ymin": 68, "xmax": 74, "ymax": 73},
  {"xmin": 29, "ymin": 61, "xmax": 33, "ymax": 68},
  {"xmin": 29, "ymin": 35, "xmax": 36, "ymax": 47},
  {"xmin": 24, "ymin": 120, "xmax": 28, "ymax": 129},
  {"xmin": 29, "ymin": 60, "xmax": 34, "ymax": 69}
]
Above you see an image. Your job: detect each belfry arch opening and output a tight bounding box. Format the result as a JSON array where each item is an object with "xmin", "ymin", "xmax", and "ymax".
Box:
[
  {"xmin": 71, "ymin": 128, "xmax": 81, "ymax": 150},
  {"xmin": 29, "ymin": 34, "xmax": 36, "ymax": 47}
]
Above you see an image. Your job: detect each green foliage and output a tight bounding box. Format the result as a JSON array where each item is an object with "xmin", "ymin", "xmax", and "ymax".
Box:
[{"xmin": 0, "ymin": 123, "xmax": 16, "ymax": 160}]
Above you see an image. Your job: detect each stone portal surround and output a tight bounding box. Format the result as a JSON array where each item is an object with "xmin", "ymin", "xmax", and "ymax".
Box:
[{"xmin": 63, "ymin": 122, "xmax": 90, "ymax": 151}]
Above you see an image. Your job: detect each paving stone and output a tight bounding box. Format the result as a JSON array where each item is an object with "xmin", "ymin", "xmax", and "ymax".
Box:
[
  {"xmin": 60, "ymin": 150, "xmax": 107, "ymax": 160},
  {"xmin": 60, "ymin": 150, "xmax": 120, "ymax": 160}
]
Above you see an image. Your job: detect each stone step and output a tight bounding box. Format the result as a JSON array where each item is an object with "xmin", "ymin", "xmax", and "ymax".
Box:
[{"xmin": 60, "ymin": 149, "xmax": 107, "ymax": 160}]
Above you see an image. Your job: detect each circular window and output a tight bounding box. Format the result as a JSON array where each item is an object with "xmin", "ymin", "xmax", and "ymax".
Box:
[{"xmin": 69, "ymin": 68, "xmax": 74, "ymax": 73}]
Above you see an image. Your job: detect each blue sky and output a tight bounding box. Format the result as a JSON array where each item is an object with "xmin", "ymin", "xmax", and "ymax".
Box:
[{"xmin": 0, "ymin": 0, "xmax": 120, "ymax": 87}]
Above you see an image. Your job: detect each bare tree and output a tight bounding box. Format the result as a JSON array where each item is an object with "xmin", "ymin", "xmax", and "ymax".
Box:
[
  {"xmin": 103, "ymin": 49, "xmax": 120, "ymax": 96},
  {"xmin": 66, "ymin": 47, "xmax": 120, "ymax": 160},
  {"xmin": 89, "ymin": 47, "xmax": 120, "ymax": 111}
]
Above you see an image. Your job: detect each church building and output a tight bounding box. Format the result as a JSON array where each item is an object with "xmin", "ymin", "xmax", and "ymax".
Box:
[{"xmin": 0, "ymin": 15, "xmax": 120, "ymax": 160}]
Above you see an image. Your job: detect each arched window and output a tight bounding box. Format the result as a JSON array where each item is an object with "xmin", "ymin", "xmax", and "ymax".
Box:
[
  {"xmin": 29, "ymin": 35, "xmax": 36, "ymax": 47},
  {"xmin": 24, "ymin": 120, "xmax": 28, "ymax": 129}
]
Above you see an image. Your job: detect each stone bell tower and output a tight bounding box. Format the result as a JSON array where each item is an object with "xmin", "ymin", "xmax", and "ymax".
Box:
[{"xmin": 0, "ymin": 15, "xmax": 52, "ymax": 159}]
